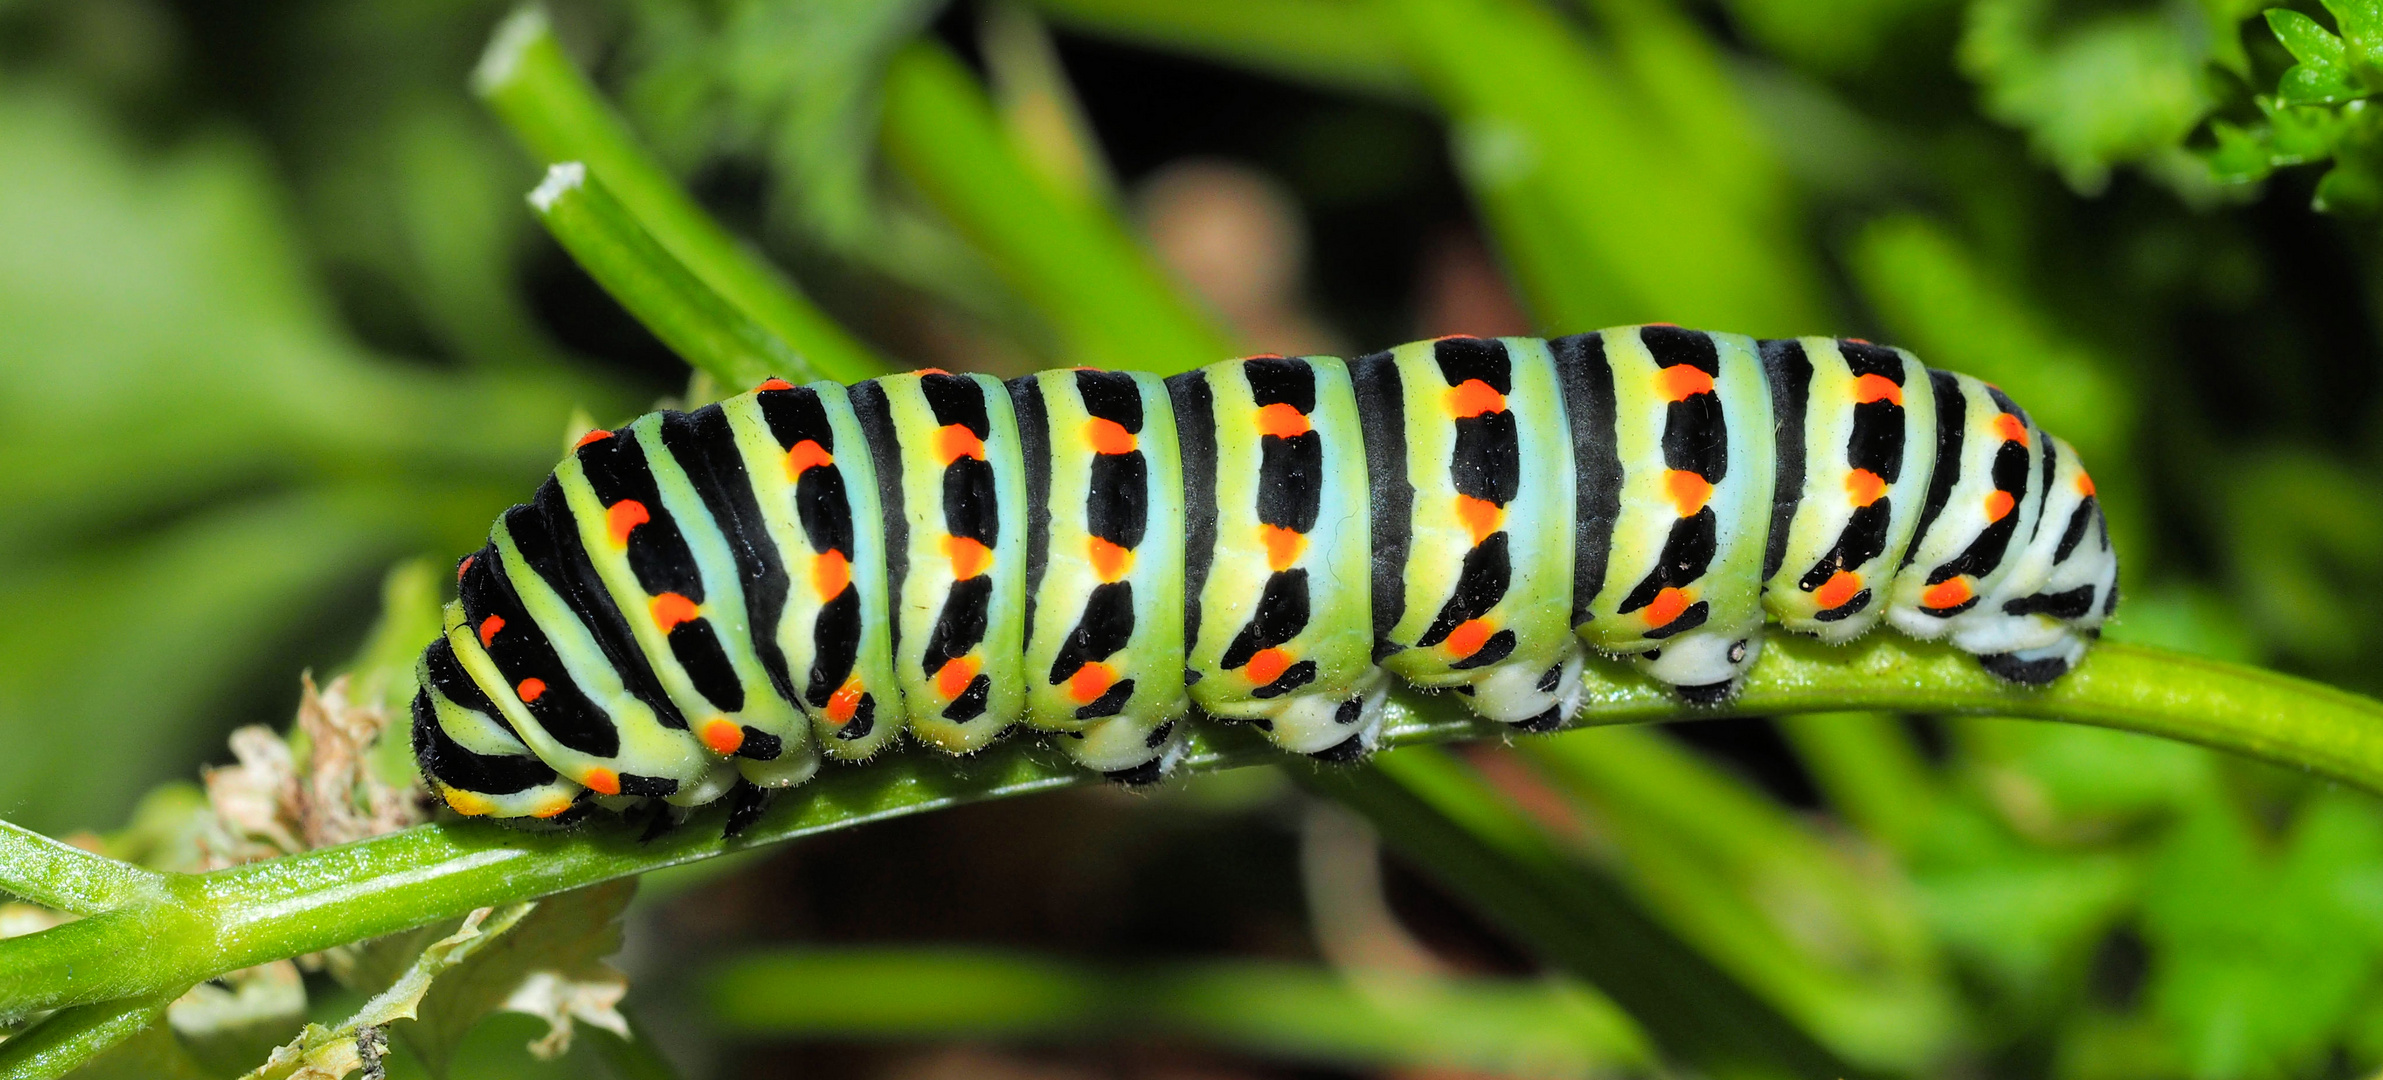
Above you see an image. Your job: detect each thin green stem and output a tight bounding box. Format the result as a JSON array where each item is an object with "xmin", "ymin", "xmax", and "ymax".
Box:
[
  {"xmin": 2, "ymin": 639, "xmax": 2380, "ymax": 1030},
  {"xmin": 0, "ymin": 989, "xmax": 185, "ymax": 1080},
  {"xmin": 0, "ymin": 822, "xmax": 173, "ymax": 916},
  {"xmin": 528, "ymin": 164, "xmax": 808, "ymax": 391},
  {"xmin": 702, "ymin": 946, "xmax": 1650, "ymax": 1073},
  {"xmin": 878, "ymin": 40, "xmax": 1239, "ymax": 374},
  {"xmin": 474, "ymin": 6, "xmax": 884, "ymax": 384},
  {"xmin": 1027, "ymin": 0, "xmax": 1418, "ymax": 99}
]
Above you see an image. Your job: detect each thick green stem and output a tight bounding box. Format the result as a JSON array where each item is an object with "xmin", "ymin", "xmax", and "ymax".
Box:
[
  {"xmin": 527, "ymin": 164, "xmax": 809, "ymax": 390},
  {"xmin": 3, "ymin": 639, "xmax": 2380, "ymax": 1026},
  {"xmin": 474, "ymin": 6, "xmax": 884, "ymax": 383}
]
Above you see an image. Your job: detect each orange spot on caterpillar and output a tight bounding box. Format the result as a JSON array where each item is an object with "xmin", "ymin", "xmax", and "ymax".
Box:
[
  {"xmin": 1846, "ymin": 469, "xmax": 1887, "ymax": 507},
  {"xmin": 531, "ymin": 795, "xmax": 574, "ymax": 819},
  {"xmin": 1845, "ymin": 337, "xmax": 1873, "ymax": 345},
  {"xmin": 1643, "ymin": 588, "xmax": 1691, "ymax": 629},
  {"xmin": 1067, "ymin": 662, "xmax": 1117, "ymax": 705},
  {"xmin": 812, "ymin": 549, "xmax": 852, "ymax": 601},
  {"xmin": 1993, "ymin": 413, "xmax": 2030, "ymax": 445},
  {"xmin": 914, "ymin": 367, "xmax": 951, "ymax": 376},
  {"xmin": 1083, "ymin": 417, "xmax": 1137, "ymax": 455},
  {"xmin": 1814, "ymin": 570, "xmax": 1863, "ymax": 610},
  {"xmin": 441, "ymin": 789, "xmax": 494, "ymax": 816},
  {"xmin": 1655, "ymin": 364, "xmax": 1714, "ymax": 402},
  {"xmin": 582, "ymin": 767, "xmax": 619, "ymax": 796},
  {"xmin": 1258, "ymin": 524, "xmax": 1307, "ymax": 571},
  {"xmin": 1664, "ymin": 470, "xmax": 1714, "ymax": 516},
  {"xmin": 935, "ymin": 655, "xmax": 981, "ymax": 700},
  {"xmin": 1454, "ymin": 495, "xmax": 1504, "ymax": 545},
  {"xmin": 825, "ymin": 676, "xmax": 864, "ymax": 723},
  {"xmin": 650, "ymin": 592, "xmax": 699, "ymax": 632},
  {"xmin": 606, "ymin": 500, "xmax": 649, "ymax": 547},
  {"xmin": 933, "ymin": 424, "xmax": 986, "ymax": 465},
  {"xmin": 1983, "ymin": 490, "xmax": 2015, "ymax": 522},
  {"xmin": 457, "ymin": 554, "xmax": 475, "ymax": 581},
  {"xmin": 942, "ymin": 535, "xmax": 993, "ymax": 579},
  {"xmin": 1245, "ymin": 647, "xmax": 1292, "ymax": 686},
  {"xmin": 575, "ymin": 428, "xmax": 613, "ymax": 449},
  {"xmin": 1254, "ymin": 402, "xmax": 1311, "ymax": 439},
  {"xmin": 784, "ymin": 439, "xmax": 833, "ymax": 479},
  {"xmin": 1445, "ymin": 619, "xmax": 1493, "ymax": 658},
  {"xmin": 701, "ymin": 720, "xmax": 744, "ymax": 755},
  {"xmin": 755, "ymin": 377, "xmax": 796, "ymax": 392},
  {"xmin": 1445, "ymin": 378, "xmax": 1506, "ymax": 418},
  {"xmin": 1851, "ymin": 373, "xmax": 1903, "ymax": 406},
  {"xmin": 478, "ymin": 614, "xmax": 505, "ymax": 647},
  {"xmin": 2076, "ymin": 471, "xmax": 2095, "ymax": 497},
  {"xmin": 1088, "ymin": 537, "xmax": 1133, "ymax": 581},
  {"xmin": 1923, "ymin": 577, "xmax": 1974, "ymax": 610},
  {"xmin": 516, "ymin": 677, "xmax": 547, "ymax": 703}
]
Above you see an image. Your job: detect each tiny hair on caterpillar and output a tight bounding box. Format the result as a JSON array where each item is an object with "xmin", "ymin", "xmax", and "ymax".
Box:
[{"xmin": 413, "ymin": 326, "xmax": 2116, "ymax": 830}]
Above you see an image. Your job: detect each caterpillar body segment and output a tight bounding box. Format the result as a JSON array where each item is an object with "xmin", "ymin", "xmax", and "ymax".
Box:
[
  {"xmin": 413, "ymin": 326, "xmax": 2120, "ymax": 821},
  {"xmin": 1012, "ymin": 369, "xmax": 1193, "ymax": 776}
]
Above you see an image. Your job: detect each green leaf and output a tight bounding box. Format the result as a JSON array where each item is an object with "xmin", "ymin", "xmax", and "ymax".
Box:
[
  {"xmin": 1961, "ymin": 0, "xmax": 2217, "ymax": 193},
  {"xmin": 402, "ymin": 880, "xmax": 636, "ymax": 1071},
  {"xmin": 2318, "ymin": 0, "xmax": 2383, "ymax": 80},
  {"xmin": 2269, "ymin": 10, "xmax": 2365, "ymax": 105},
  {"xmin": 2142, "ymin": 793, "xmax": 2383, "ymax": 1078}
]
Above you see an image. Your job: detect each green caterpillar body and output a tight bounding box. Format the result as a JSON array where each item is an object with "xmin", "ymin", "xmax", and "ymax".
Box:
[{"xmin": 413, "ymin": 326, "xmax": 2116, "ymax": 825}]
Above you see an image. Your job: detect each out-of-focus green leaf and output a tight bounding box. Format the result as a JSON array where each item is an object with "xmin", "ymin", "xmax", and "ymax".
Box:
[
  {"xmin": 879, "ymin": 39, "xmax": 1239, "ymax": 372},
  {"xmin": 1713, "ymin": 0, "xmax": 1958, "ymax": 74},
  {"xmin": 0, "ymin": 80, "xmax": 606, "ymax": 832},
  {"xmin": 2213, "ymin": 450, "xmax": 2383, "ymax": 667},
  {"xmin": 1308, "ymin": 746, "xmax": 1860, "ymax": 1080},
  {"xmin": 1384, "ymin": 0, "xmax": 1827, "ymax": 336},
  {"xmin": 703, "ymin": 946, "xmax": 1650, "ymax": 1077},
  {"xmin": 1960, "ymin": 0, "xmax": 2218, "ymax": 193},
  {"xmin": 1520, "ymin": 728, "xmax": 1958, "ymax": 1070},
  {"xmin": 2143, "ymin": 792, "xmax": 2383, "ymax": 1078}
]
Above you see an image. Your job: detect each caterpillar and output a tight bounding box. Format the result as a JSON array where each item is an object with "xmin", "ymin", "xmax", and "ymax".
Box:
[{"xmin": 412, "ymin": 326, "xmax": 2117, "ymax": 828}]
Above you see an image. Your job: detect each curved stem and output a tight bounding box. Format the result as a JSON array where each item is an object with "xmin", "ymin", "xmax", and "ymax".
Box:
[{"xmin": 1, "ymin": 639, "xmax": 2377, "ymax": 1023}]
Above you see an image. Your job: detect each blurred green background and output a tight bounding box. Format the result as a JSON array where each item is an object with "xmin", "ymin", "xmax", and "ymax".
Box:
[{"xmin": 8, "ymin": 0, "xmax": 2383, "ymax": 1075}]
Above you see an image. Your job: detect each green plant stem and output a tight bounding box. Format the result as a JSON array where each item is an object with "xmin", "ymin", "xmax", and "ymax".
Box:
[
  {"xmin": 702, "ymin": 946, "xmax": 1650, "ymax": 1074},
  {"xmin": 528, "ymin": 163, "xmax": 808, "ymax": 391},
  {"xmin": 0, "ymin": 990, "xmax": 185, "ymax": 1080},
  {"xmin": 0, "ymin": 822, "xmax": 171, "ymax": 916},
  {"xmin": 1027, "ymin": 0, "xmax": 1418, "ymax": 99},
  {"xmin": 4, "ymin": 639, "xmax": 2383, "ymax": 1035},
  {"xmin": 879, "ymin": 40, "xmax": 1240, "ymax": 374},
  {"xmin": 473, "ymin": 6, "xmax": 883, "ymax": 384}
]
